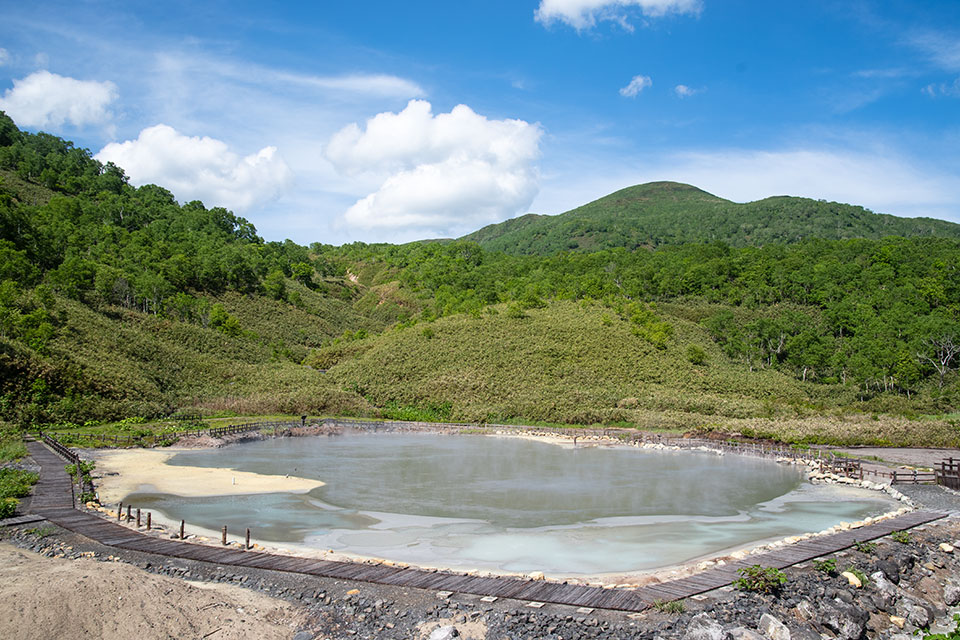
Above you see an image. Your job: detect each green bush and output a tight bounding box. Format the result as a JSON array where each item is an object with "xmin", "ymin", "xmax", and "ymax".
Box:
[
  {"xmin": 812, "ymin": 558, "xmax": 837, "ymax": 574},
  {"xmin": 0, "ymin": 497, "xmax": 18, "ymax": 519},
  {"xmin": 686, "ymin": 344, "xmax": 708, "ymax": 365},
  {"xmin": 652, "ymin": 599, "xmax": 685, "ymax": 614},
  {"xmin": 733, "ymin": 565, "xmax": 788, "ymax": 593},
  {"xmin": 891, "ymin": 530, "xmax": 911, "ymax": 544},
  {"xmin": 853, "ymin": 539, "xmax": 877, "ymax": 553},
  {"xmin": 844, "ymin": 566, "xmax": 869, "ymax": 586},
  {"xmin": 918, "ymin": 614, "xmax": 960, "ymax": 640},
  {"xmin": 0, "ymin": 468, "xmax": 39, "ymax": 499}
]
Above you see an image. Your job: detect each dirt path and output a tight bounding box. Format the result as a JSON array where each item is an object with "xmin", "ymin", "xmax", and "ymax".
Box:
[{"xmin": 0, "ymin": 542, "xmax": 306, "ymax": 640}]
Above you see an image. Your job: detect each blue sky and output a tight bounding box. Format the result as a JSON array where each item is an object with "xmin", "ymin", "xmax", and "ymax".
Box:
[{"xmin": 1, "ymin": 0, "xmax": 959, "ymax": 244}]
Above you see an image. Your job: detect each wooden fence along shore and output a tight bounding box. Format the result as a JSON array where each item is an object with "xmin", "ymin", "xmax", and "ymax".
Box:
[{"xmin": 18, "ymin": 430, "xmax": 951, "ymax": 612}]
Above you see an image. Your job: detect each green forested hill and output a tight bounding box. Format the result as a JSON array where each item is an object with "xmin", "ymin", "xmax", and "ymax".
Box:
[
  {"xmin": 1, "ymin": 113, "xmax": 958, "ymax": 445},
  {"xmin": 461, "ymin": 181, "xmax": 960, "ymax": 255}
]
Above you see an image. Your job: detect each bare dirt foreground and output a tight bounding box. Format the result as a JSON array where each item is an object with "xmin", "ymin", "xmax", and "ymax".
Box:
[{"xmin": 0, "ymin": 542, "xmax": 306, "ymax": 640}]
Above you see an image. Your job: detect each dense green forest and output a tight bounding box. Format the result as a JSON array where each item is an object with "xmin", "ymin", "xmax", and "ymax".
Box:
[
  {"xmin": 461, "ymin": 181, "xmax": 960, "ymax": 254},
  {"xmin": 0, "ymin": 112, "xmax": 957, "ymax": 445}
]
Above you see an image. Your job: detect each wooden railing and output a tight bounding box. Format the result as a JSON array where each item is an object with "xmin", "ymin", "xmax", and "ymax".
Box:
[
  {"xmin": 935, "ymin": 458, "xmax": 960, "ymax": 490},
  {"xmin": 39, "ymin": 431, "xmax": 81, "ymax": 465}
]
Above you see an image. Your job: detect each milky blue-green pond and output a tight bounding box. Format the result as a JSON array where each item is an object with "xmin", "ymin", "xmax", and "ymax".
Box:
[{"xmin": 125, "ymin": 433, "xmax": 897, "ymax": 575}]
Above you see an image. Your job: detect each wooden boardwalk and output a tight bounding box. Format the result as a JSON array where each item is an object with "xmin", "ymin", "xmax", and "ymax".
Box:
[{"xmin": 24, "ymin": 441, "xmax": 946, "ymax": 613}]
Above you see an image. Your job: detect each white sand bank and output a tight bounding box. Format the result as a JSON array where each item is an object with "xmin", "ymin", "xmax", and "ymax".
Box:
[{"xmin": 90, "ymin": 448, "xmax": 324, "ymax": 503}]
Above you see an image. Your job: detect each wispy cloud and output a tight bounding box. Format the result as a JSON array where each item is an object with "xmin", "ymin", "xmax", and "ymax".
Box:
[
  {"xmin": 922, "ymin": 78, "xmax": 960, "ymax": 98},
  {"xmin": 907, "ymin": 29, "xmax": 960, "ymax": 71},
  {"xmin": 619, "ymin": 75, "xmax": 652, "ymax": 97},
  {"xmin": 535, "ymin": 0, "xmax": 702, "ymax": 31},
  {"xmin": 674, "ymin": 84, "xmax": 703, "ymax": 98},
  {"xmin": 852, "ymin": 68, "xmax": 914, "ymax": 79}
]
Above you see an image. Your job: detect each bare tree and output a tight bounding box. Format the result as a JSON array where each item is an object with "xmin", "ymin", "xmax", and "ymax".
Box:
[{"xmin": 917, "ymin": 334, "xmax": 960, "ymax": 389}]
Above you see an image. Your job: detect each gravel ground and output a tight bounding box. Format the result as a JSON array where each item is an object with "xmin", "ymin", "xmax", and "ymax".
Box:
[
  {"xmin": 891, "ymin": 484, "xmax": 960, "ymax": 512},
  {"xmin": 832, "ymin": 447, "xmax": 959, "ymax": 469}
]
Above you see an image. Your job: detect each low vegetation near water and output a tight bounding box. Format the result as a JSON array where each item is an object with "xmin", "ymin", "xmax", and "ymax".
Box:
[{"xmin": 0, "ymin": 112, "xmax": 958, "ymax": 446}]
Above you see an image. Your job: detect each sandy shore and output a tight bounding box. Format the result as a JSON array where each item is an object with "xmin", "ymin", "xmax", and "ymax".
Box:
[{"xmin": 90, "ymin": 448, "xmax": 324, "ymax": 503}]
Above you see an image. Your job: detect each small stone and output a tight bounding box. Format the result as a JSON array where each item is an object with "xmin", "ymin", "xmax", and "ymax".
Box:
[
  {"xmin": 840, "ymin": 571, "xmax": 862, "ymax": 588},
  {"xmin": 292, "ymin": 632, "xmax": 314, "ymax": 640},
  {"xmin": 759, "ymin": 612, "xmax": 791, "ymax": 640},
  {"xmin": 683, "ymin": 613, "xmax": 726, "ymax": 640},
  {"xmin": 427, "ymin": 625, "xmax": 459, "ymax": 640},
  {"xmin": 345, "ymin": 589, "xmax": 360, "ymax": 596},
  {"xmin": 889, "ymin": 615, "xmax": 906, "ymax": 629},
  {"xmin": 939, "ymin": 543, "xmax": 954, "ymax": 553},
  {"xmin": 728, "ymin": 627, "xmax": 765, "ymax": 640},
  {"xmin": 945, "ymin": 579, "xmax": 960, "ymax": 606}
]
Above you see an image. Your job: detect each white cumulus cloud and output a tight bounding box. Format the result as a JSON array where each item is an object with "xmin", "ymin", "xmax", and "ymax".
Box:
[
  {"xmin": 536, "ymin": 0, "xmax": 702, "ymax": 30},
  {"xmin": 620, "ymin": 75, "xmax": 652, "ymax": 97},
  {"xmin": 324, "ymin": 100, "xmax": 542, "ymax": 235},
  {"xmin": 0, "ymin": 70, "xmax": 117, "ymax": 129},
  {"xmin": 95, "ymin": 124, "xmax": 293, "ymax": 212}
]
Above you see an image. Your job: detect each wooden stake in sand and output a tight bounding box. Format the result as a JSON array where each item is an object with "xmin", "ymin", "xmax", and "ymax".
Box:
[
  {"xmin": 245, "ymin": 528, "xmax": 251, "ymax": 550},
  {"xmin": 146, "ymin": 512, "xmax": 151, "ymax": 530},
  {"xmin": 222, "ymin": 525, "xmax": 227, "ymax": 546},
  {"xmin": 180, "ymin": 520, "xmax": 185, "ymax": 539}
]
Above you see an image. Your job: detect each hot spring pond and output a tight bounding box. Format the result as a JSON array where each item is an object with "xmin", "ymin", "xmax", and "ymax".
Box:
[{"xmin": 125, "ymin": 433, "xmax": 898, "ymax": 575}]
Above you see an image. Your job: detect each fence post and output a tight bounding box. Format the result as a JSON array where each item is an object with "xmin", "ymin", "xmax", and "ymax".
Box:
[
  {"xmin": 136, "ymin": 508, "xmax": 141, "ymax": 527},
  {"xmin": 126, "ymin": 504, "xmax": 131, "ymax": 521},
  {"xmin": 146, "ymin": 512, "xmax": 151, "ymax": 530},
  {"xmin": 118, "ymin": 502, "xmax": 122, "ymax": 520},
  {"xmin": 246, "ymin": 528, "xmax": 251, "ymax": 550},
  {"xmin": 222, "ymin": 525, "xmax": 228, "ymax": 545},
  {"xmin": 180, "ymin": 520, "xmax": 185, "ymax": 539}
]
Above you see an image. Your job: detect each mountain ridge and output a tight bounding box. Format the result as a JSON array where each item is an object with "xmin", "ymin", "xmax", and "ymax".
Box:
[{"xmin": 461, "ymin": 181, "xmax": 960, "ymax": 255}]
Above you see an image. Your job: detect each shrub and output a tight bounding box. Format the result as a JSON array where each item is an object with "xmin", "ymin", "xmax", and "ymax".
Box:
[
  {"xmin": 844, "ymin": 566, "xmax": 869, "ymax": 586},
  {"xmin": 0, "ymin": 497, "xmax": 18, "ymax": 519},
  {"xmin": 853, "ymin": 540, "xmax": 877, "ymax": 554},
  {"xmin": 917, "ymin": 614, "xmax": 960, "ymax": 640},
  {"xmin": 733, "ymin": 565, "xmax": 788, "ymax": 593},
  {"xmin": 686, "ymin": 345, "xmax": 708, "ymax": 365},
  {"xmin": 0, "ymin": 468, "xmax": 39, "ymax": 499},
  {"xmin": 891, "ymin": 530, "xmax": 911, "ymax": 544},
  {"xmin": 812, "ymin": 558, "xmax": 837, "ymax": 574},
  {"xmin": 652, "ymin": 599, "xmax": 685, "ymax": 614}
]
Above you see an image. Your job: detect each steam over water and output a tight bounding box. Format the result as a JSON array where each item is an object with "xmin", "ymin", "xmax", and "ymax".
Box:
[{"xmin": 126, "ymin": 433, "xmax": 897, "ymax": 575}]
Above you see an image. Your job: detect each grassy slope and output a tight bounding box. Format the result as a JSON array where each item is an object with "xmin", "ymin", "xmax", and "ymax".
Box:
[
  {"xmin": 462, "ymin": 181, "xmax": 960, "ymax": 255},
  {"xmin": 312, "ymin": 300, "xmax": 959, "ymax": 446},
  {"xmin": 7, "ymin": 284, "xmax": 383, "ymax": 422}
]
